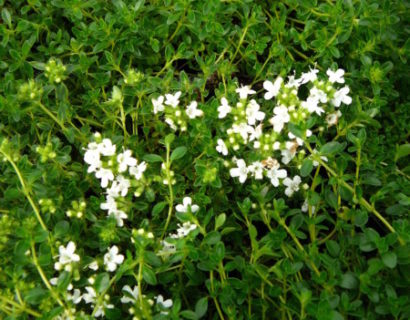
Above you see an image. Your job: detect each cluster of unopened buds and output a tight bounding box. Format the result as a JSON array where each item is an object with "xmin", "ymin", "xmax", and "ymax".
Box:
[
  {"xmin": 214, "ymin": 68, "xmax": 351, "ymax": 197},
  {"xmin": 83, "ymin": 132, "xmax": 147, "ymax": 227}
]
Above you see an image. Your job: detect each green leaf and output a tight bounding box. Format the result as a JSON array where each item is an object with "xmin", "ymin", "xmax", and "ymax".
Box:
[
  {"xmin": 180, "ymin": 310, "xmax": 198, "ymax": 320},
  {"xmin": 165, "ymin": 133, "xmax": 175, "ymax": 145},
  {"xmin": 171, "ymin": 146, "xmax": 187, "ymax": 161},
  {"xmin": 25, "ymin": 288, "xmax": 48, "ymax": 304},
  {"xmin": 395, "ymin": 144, "xmax": 410, "ymax": 162},
  {"xmin": 215, "ymin": 213, "xmax": 226, "ymax": 230},
  {"xmin": 203, "ymin": 231, "xmax": 221, "ymax": 245},
  {"xmin": 381, "ymin": 252, "xmax": 397, "ymax": 269},
  {"xmin": 95, "ymin": 273, "xmax": 110, "ymax": 293},
  {"xmin": 2, "ymin": 8, "xmax": 12, "ymax": 28},
  {"xmin": 195, "ymin": 297, "xmax": 208, "ymax": 318},
  {"xmin": 320, "ymin": 141, "xmax": 345, "ymax": 155},
  {"xmin": 142, "ymin": 265, "xmax": 157, "ymax": 285},
  {"xmin": 143, "ymin": 153, "xmax": 163, "ymax": 163},
  {"xmin": 339, "ymin": 273, "xmax": 358, "ymax": 289},
  {"xmin": 326, "ymin": 240, "xmax": 340, "ymax": 257},
  {"xmin": 54, "ymin": 220, "xmax": 69, "ymax": 238},
  {"xmin": 300, "ymin": 159, "xmax": 313, "ymax": 177},
  {"xmin": 152, "ymin": 201, "xmax": 167, "ymax": 216}
]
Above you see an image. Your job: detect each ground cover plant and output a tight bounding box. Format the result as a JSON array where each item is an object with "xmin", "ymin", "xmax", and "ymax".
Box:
[{"xmin": 0, "ymin": 0, "xmax": 409, "ymax": 319}]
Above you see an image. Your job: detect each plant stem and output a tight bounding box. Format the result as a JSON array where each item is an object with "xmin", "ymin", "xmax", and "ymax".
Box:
[
  {"xmin": 0, "ymin": 295, "xmax": 41, "ymax": 317},
  {"xmin": 1, "ymin": 151, "xmax": 47, "ymax": 231},
  {"xmin": 161, "ymin": 144, "xmax": 174, "ymax": 239},
  {"xmin": 305, "ymin": 143, "xmax": 405, "ymax": 245},
  {"xmin": 31, "ymin": 242, "xmax": 71, "ymax": 316}
]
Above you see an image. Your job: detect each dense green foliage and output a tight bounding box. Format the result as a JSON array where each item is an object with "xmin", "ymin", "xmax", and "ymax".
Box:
[{"xmin": 0, "ymin": 0, "xmax": 409, "ymax": 319}]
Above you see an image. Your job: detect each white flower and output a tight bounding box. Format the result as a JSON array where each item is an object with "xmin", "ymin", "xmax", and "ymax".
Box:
[
  {"xmin": 301, "ymin": 199, "xmax": 316, "ymax": 214},
  {"xmin": 326, "ymin": 110, "xmax": 342, "ymax": 127},
  {"xmin": 158, "ymin": 240, "xmax": 176, "ymax": 256},
  {"xmin": 248, "ymin": 161, "xmax": 264, "ymax": 180},
  {"xmin": 217, "ymin": 97, "xmax": 232, "ymax": 118},
  {"xmin": 164, "ymin": 91, "xmax": 181, "ymax": 108},
  {"xmin": 281, "ymin": 149, "xmax": 295, "ymax": 165},
  {"xmin": 270, "ymin": 106, "xmax": 290, "ymax": 133},
  {"xmin": 173, "ymin": 222, "xmax": 197, "ymax": 238},
  {"xmin": 84, "ymin": 144, "xmax": 102, "ymax": 173},
  {"xmin": 246, "ymin": 100, "xmax": 265, "ymax": 125},
  {"xmin": 332, "ymin": 86, "xmax": 352, "ymax": 107},
  {"xmin": 263, "ymin": 76, "xmax": 283, "ymax": 100},
  {"xmin": 266, "ymin": 166, "xmax": 287, "ymax": 187},
  {"xmin": 185, "ymin": 101, "xmax": 203, "ymax": 119},
  {"xmin": 101, "ymin": 195, "xmax": 117, "ymax": 213},
  {"xmin": 248, "ymin": 124, "xmax": 263, "ymax": 142},
  {"xmin": 67, "ymin": 289, "xmax": 82, "ymax": 304},
  {"xmin": 236, "ymin": 85, "xmax": 256, "ymax": 100},
  {"xmin": 156, "ymin": 295, "xmax": 173, "ymax": 308},
  {"xmin": 83, "ymin": 287, "xmax": 97, "ymax": 304},
  {"xmin": 95, "ymin": 168, "xmax": 114, "ymax": 188},
  {"xmin": 300, "ymin": 68, "xmax": 319, "ymax": 84},
  {"xmin": 216, "ymin": 139, "xmax": 228, "ymax": 156},
  {"xmin": 229, "ymin": 159, "xmax": 248, "ymax": 183},
  {"xmin": 301, "ymin": 96, "xmax": 325, "ymax": 116},
  {"xmin": 108, "ymin": 209, "xmax": 128, "ymax": 227},
  {"xmin": 310, "ymin": 87, "xmax": 328, "ymax": 103},
  {"xmin": 55, "ymin": 241, "xmax": 80, "ymax": 271},
  {"xmin": 165, "ymin": 118, "xmax": 177, "ymax": 130},
  {"xmin": 232, "ymin": 122, "xmax": 252, "ymax": 142},
  {"xmin": 311, "ymin": 149, "xmax": 328, "ymax": 167},
  {"xmin": 117, "ymin": 150, "xmax": 137, "ymax": 173},
  {"xmin": 121, "ymin": 285, "xmax": 139, "ymax": 304},
  {"xmin": 115, "ymin": 175, "xmax": 131, "ymax": 197},
  {"xmin": 152, "ymin": 95, "xmax": 165, "ymax": 114},
  {"xmin": 98, "ymin": 139, "xmax": 116, "ymax": 156},
  {"xmin": 288, "ymin": 130, "xmax": 311, "ymax": 146},
  {"xmin": 88, "ymin": 261, "xmax": 99, "ymax": 271},
  {"xmin": 104, "ymin": 246, "xmax": 124, "ymax": 272},
  {"xmin": 327, "ymin": 68, "xmax": 345, "ymax": 84},
  {"xmin": 285, "ymin": 74, "xmax": 302, "ymax": 88},
  {"xmin": 283, "ymin": 176, "xmax": 302, "ymax": 197},
  {"xmin": 95, "ymin": 303, "xmax": 114, "ymax": 318},
  {"xmin": 175, "ymin": 197, "xmax": 199, "ymax": 213},
  {"xmin": 129, "ymin": 161, "xmax": 147, "ymax": 180}
]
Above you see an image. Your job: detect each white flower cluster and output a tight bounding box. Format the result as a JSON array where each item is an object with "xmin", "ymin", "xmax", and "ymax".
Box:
[
  {"xmin": 84, "ymin": 132, "xmax": 147, "ymax": 227},
  {"xmin": 216, "ymin": 68, "xmax": 351, "ymax": 197},
  {"xmin": 121, "ymin": 285, "xmax": 173, "ymax": 316},
  {"xmin": 83, "ymin": 286, "xmax": 114, "ymax": 317},
  {"xmin": 152, "ymin": 91, "xmax": 203, "ymax": 131}
]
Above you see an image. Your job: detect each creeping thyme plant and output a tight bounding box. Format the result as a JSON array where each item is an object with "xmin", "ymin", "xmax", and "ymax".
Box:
[{"xmin": 0, "ymin": 1, "xmax": 409, "ymax": 320}]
